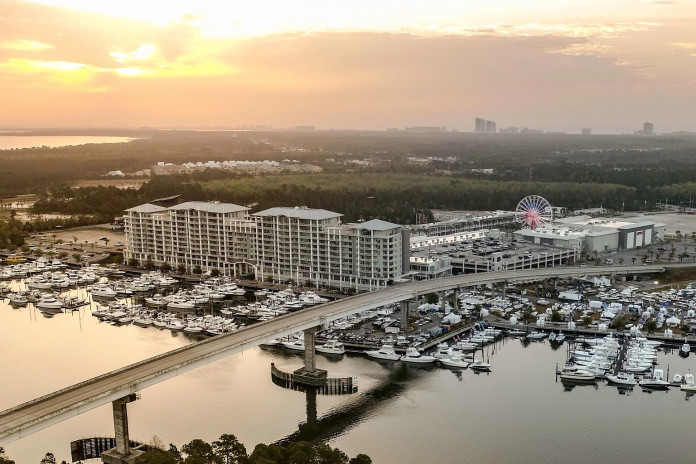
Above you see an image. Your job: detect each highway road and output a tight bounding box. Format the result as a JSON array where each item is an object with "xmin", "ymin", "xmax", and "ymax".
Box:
[{"xmin": 0, "ymin": 265, "xmax": 665, "ymax": 444}]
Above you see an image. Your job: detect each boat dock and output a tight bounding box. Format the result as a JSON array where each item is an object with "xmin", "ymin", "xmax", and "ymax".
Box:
[{"xmin": 487, "ymin": 319, "xmax": 695, "ymax": 347}]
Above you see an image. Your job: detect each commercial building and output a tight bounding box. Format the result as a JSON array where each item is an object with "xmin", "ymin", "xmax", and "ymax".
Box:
[
  {"xmin": 513, "ymin": 216, "xmax": 665, "ymax": 253},
  {"xmin": 124, "ymin": 202, "xmax": 408, "ymax": 292},
  {"xmin": 410, "ymin": 210, "xmax": 516, "ymax": 237}
]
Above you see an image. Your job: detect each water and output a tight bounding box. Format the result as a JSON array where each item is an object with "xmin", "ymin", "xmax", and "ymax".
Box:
[
  {"xmin": 0, "ymin": 136, "xmax": 134, "ymax": 150},
  {"xmin": 1, "ymin": 286, "xmax": 695, "ymax": 463}
]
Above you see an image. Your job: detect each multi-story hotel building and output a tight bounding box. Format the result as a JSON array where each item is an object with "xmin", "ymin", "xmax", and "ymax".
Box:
[{"xmin": 124, "ymin": 202, "xmax": 408, "ymax": 291}]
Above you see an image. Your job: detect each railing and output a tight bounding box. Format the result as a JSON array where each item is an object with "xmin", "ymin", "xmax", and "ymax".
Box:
[{"xmin": 270, "ymin": 363, "xmax": 357, "ymax": 394}]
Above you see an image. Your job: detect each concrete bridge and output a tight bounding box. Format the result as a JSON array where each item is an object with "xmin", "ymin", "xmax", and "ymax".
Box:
[{"xmin": 0, "ymin": 265, "xmax": 664, "ymax": 461}]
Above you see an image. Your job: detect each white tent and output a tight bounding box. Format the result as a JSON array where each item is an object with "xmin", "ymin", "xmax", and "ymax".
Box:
[
  {"xmin": 443, "ymin": 313, "xmax": 462, "ymax": 324},
  {"xmin": 666, "ymin": 316, "xmax": 681, "ymax": 326}
]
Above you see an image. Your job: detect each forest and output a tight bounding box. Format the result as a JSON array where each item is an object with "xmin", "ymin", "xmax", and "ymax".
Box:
[{"xmin": 3, "ymin": 129, "xmax": 696, "ymax": 224}]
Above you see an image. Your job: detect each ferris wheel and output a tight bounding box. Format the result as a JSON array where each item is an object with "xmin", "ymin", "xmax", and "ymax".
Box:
[{"xmin": 515, "ymin": 195, "xmax": 553, "ymax": 229}]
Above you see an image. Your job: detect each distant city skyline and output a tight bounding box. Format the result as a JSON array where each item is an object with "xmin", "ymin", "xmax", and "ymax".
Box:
[{"xmin": 1, "ymin": 0, "xmax": 695, "ymax": 131}]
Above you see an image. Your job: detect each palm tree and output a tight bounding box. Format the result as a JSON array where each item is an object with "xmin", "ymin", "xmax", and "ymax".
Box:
[
  {"xmin": 676, "ymin": 230, "xmax": 683, "ymax": 242},
  {"xmin": 632, "ymin": 257, "xmax": 636, "ymax": 265},
  {"xmin": 618, "ymin": 257, "xmax": 624, "ymax": 266}
]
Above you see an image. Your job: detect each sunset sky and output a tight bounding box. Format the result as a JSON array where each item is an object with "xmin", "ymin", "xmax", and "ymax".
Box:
[{"xmin": 1, "ymin": 0, "xmax": 695, "ymax": 132}]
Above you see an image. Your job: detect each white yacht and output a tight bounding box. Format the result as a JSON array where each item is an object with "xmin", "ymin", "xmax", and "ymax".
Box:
[
  {"xmin": 316, "ymin": 340, "xmax": 345, "ymax": 355},
  {"xmin": 89, "ymin": 284, "xmax": 117, "ymax": 299},
  {"xmin": 639, "ymin": 369, "xmax": 671, "ymax": 389},
  {"xmin": 680, "ymin": 341, "xmax": 690, "ymax": 355},
  {"xmin": 400, "ymin": 347, "xmax": 436, "ymax": 364},
  {"xmin": 525, "ymin": 332, "xmax": 547, "ymax": 341},
  {"xmin": 606, "ymin": 371, "xmax": 637, "ymax": 386},
  {"xmin": 681, "ymin": 372, "xmax": 696, "ymax": 392},
  {"xmin": 282, "ymin": 336, "xmax": 305, "ymax": 351},
  {"xmin": 35, "ymin": 294, "xmax": 63, "ymax": 310},
  {"xmin": 440, "ymin": 355, "xmax": 470, "ymax": 369},
  {"xmin": 133, "ymin": 317, "xmax": 153, "ymax": 327},
  {"xmin": 470, "ymin": 359, "xmax": 492, "ymax": 371},
  {"xmin": 559, "ymin": 366, "xmax": 595, "ymax": 381},
  {"xmin": 366, "ymin": 344, "xmax": 401, "ymax": 361}
]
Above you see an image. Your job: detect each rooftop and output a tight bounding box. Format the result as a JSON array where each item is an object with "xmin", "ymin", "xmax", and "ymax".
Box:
[
  {"xmin": 253, "ymin": 206, "xmax": 342, "ymax": 221},
  {"xmin": 169, "ymin": 201, "xmax": 249, "ymax": 214},
  {"xmin": 350, "ymin": 219, "xmax": 402, "ymax": 231},
  {"xmin": 124, "ymin": 203, "xmax": 167, "ymax": 213}
]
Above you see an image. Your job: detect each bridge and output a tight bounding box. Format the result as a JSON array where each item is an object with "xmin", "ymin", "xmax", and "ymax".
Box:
[{"xmin": 0, "ymin": 265, "xmax": 664, "ymax": 462}]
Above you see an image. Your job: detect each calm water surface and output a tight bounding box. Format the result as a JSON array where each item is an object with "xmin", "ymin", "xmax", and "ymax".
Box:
[
  {"xmin": 1, "ymin": 284, "xmax": 695, "ymax": 463},
  {"xmin": 0, "ymin": 136, "xmax": 134, "ymax": 150}
]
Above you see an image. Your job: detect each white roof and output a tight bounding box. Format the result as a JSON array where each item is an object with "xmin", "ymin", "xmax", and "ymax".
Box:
[
  {"xmin": 125, "ymin": 203, "xmax": 167, "ymax": 213},
  {"xmin": 253, "ymin": 207, "xmax": 341, "ymax": 220},
  {"xmin": 350, "ymin": 219, "xmax": 402, "ymax": 231},
  {"xmin": 169, "ymin": 201, "xmax": 249, "ymax": 214}
]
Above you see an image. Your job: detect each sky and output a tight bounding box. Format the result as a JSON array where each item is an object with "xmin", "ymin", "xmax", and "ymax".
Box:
[{"xmin": 1, "ymin": 0, "xmax": 695, "ymax": 132}]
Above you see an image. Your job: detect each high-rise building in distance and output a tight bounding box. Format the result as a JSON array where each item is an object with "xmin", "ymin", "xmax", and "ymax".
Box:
[
  {"xmin": 635, "ymin": 122, "xmax": 654, "ymax": 136},
  {"xmin": 582, "ymin": 128, "xmax": 592, "ymax": 135},
  {"xmin": 474, "ymin": 117, "xmax": 496, "ymax": 133}
]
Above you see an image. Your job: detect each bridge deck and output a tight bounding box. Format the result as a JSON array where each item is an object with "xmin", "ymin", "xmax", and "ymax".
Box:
[{"xmin": 0, "ymin": 265, "xmax": 664, "ymax": 444}]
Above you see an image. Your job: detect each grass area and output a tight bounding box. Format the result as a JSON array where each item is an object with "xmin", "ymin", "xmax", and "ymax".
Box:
[{"xmin": 657, "ymin": 267, "xmax": 696, "ymax": 285}]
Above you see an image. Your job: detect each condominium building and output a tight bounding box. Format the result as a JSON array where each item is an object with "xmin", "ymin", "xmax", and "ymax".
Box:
[
  {"xmin": 253, "ymin": 207, "xmax": 407, "ymax": 291},
  {"xmin": 124, "ymin": 202, "xmax": 408, "ymax": 291},
  {"xmin": 124, "ymin": 201, "xmax": 257, "ymax": 276}
]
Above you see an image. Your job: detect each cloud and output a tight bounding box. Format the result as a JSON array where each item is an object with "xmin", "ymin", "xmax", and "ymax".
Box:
[{"xmin": 0, "ymin": 39, "xmax": 55, "ymax": 51}]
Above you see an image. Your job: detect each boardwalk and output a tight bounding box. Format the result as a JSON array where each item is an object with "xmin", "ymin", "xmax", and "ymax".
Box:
[{"xmin": 0, "ymin": 265, "xmax": 663, "ymax": 444}]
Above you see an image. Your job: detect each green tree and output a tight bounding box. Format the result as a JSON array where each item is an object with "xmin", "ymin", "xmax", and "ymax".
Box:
[
  {"xmin": 0, "ymin": 446, "xmax": 15, "ymax": 464},
  {"xmin": 644, "ymin": 318, "xmax": 658, "ymax": 334},
  {"xmin": 145, "ymin": 259, "xmax": 156, "ymax": 271},
  {"xmin": 612, "ymin": 315, "xmax": 627, "ymax": 331},
  {"xmin": 33, "ymin": 248, "xmax": 44, "ymax": 257},
  {"xmin": 129, "ymin": 258, "xmax": 140, "ymax": 267},
  {"xmin": 212, "ymin": 434, "xmax": 247, "ymax": 464},
  {"xmin": 349, "ymin": 455, "xmax": 372, "ymax": 464},
  {"xmin": 161, "ymin": 262, "xmax": 172, "ymax": 273},
  {"xmin": 177, "ymin": 263, "xmax": 187, "ymax": 274},
  {"xmin": 72, "ymin": 253, "xmax": 81, "ymax": 262},
  {"xmin": 582, "ymin": 315, "xmax": 593, "ymax": 326},
  {"xmin": 210, "ymin": 268, "xmax": 221, "ymax": 278},
  {"xmin": 424, "ymin": 292, "xmax": 439, "ymax": 305},
  {"xmin": 181, "ymin": 439, "xmax": 219, "ymax": 464},
  {"xmin": 550, "ymin": 310, "xmax": 563, "ymax": 322},
  {"xmin": 40, "ymin": 453, "xmax": 57, "ymax": 464},
  {"xmin": 135, "ymin": 449, "xmax": 180, "ymax": 464},
  {"xmin": 21, "ymin": 244, "xmax": 30, "ymax": 253},
  {"xmin": 193, "ymin": 266, "xmax": 203, "ymax": 275}
]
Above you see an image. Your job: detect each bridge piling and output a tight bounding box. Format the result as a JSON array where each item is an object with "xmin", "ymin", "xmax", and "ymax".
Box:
[
  {"xmin": 101, "ymin": 394, "xmax": 142, "ymax": 464},
  {"xmin": 303, "ymin": 327, "xmax": 317, "ymax": 373}
]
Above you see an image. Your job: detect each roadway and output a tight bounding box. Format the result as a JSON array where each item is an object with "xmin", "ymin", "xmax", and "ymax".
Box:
[{"xmin": 0, "ymin": 265, "xmax": 665, "ymax": 444}]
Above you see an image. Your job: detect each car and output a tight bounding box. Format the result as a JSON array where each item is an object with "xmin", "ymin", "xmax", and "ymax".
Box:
[{"xmin": 115, "ymin": 242, "xmax": 123, "ymax": 247}]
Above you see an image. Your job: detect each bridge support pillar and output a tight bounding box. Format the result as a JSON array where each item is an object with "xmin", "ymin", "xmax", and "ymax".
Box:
[
  {"xmin": 400, "ymin": 300, "xmax": 409, "ymax": 331},
  {"xmin": 101, "ymin": 394, "xmax": 143, "ymax": 464},
  {"xmin": 440, "ymin": 290, "xmax": 446, "ymax": 313},
  {"xmin": 294, "ymin": 327, "xmax": 327, "ymax": 379}
]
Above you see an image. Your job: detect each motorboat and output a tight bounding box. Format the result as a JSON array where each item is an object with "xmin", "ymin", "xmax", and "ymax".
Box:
[
  {"xmin": 282, "ymin": 336, "xmax": 305, "ymax": 351},
  {"xmin": 440, "ymin": 356, "xmax": 470, "ymax": 369},
  {"xmin": 554, "ymin": 332, "xmax": 566, "ymax": 343},
  {"xmin": 606, "ymin": 371, "xmax": 637, "ymax": 386},
  {"xmin": 166, "ymin": 319, "xmax": 186, "ymax": 331},
  {"xmin": 507, "ymin": 329, "xmax": 527, "ymax": 337},
  {"xmin": 400, "ymin": 347, "xmax": 436, "ymax": 364},
  {"xmin": 366, "ymin": 344, "xmax": 401, "ymax": 361},
  {"xmin": 525, "ymin": 332, "xmax": 547, "ymax": 341},
  {"xmin": 558, "ymin": 366, "xmax": 595, "ymax": 381},
  {"xmin": 89, "ymin": 284, "xmax": 117, "ymax": 299},
  {"xmin": 316, "ymin": 340, "xmax": 345, "ymax": 355},
  {"xmin": 680, "ymin": 342, "xmax": 690, "ymax": 356},
  {"xmin": 7, "ymin": 293, "xmax": 29, "ymax": 305},
  {"xmin": 681, "ymin": 372, "xmax": 696, "ymax": 392},
  {"xmin": 35, "ymin": 294, "xmax": 63, "ymax": 310},
  {"xmin": 133, "ymin": 317, "xmax": 153, "ymax": 327},
  {"xmin": 639, "ymin": 369, "xmax": 671, "ymax": 389},
  {"xmin": 470, "ymin": 359, "xmax": 492, "ymax": 371}
]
